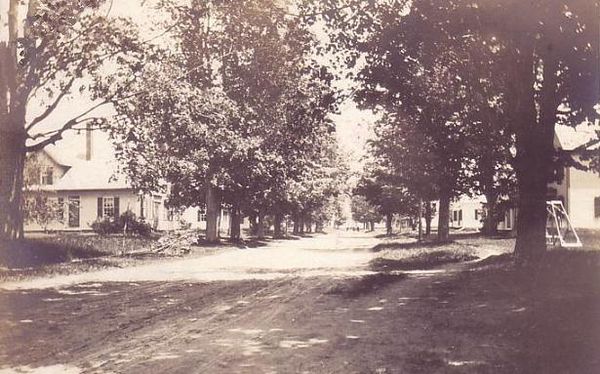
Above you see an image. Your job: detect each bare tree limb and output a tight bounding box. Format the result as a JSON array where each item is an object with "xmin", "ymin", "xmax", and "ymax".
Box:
[
  {"xmin": 26, "ymin": 77, "xmax": 76, "ymax": 131},
  {"xmin": 25, "ymin": 99, "xmax": 111, "ymax": 152},
  {"xmin": 28, "ymin": 117, "xmax": 107, "ymax": 141}
]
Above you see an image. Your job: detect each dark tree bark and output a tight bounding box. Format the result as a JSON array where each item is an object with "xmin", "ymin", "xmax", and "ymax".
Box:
[
  {"xmin": 273, "ymin": 213, "xmax": 283, "ymax": 238},
  {"xmin": 424, "ymin": 201, "xmax": 432, "ymax": 236},
  {"xmin": 305, "ymin": 216, "xmax": 312, "ymax": 233},
  {"xmin": 482, "ymin": 190, "xmax": 499, "ymax": 236},
  {"xmin": 512, "ymin": 47, "xmax": 557, "ymax": 264},
  {"xmin": 229, "ymin": 205, "xmax": 241, "ymax": 241},
  {"xmin": 437, "ymin": 189, "xmax": 451, "ymax": 242},
  {"xmin": 0, "ymin": 3, "xmax": 27, "ymax": 240},
  {"xmin": 0, "ymin": 128, "xmax": 26, "ymax": 240},
  {"xmin": 248, "ymin": 213, "xmax": 258, "ymax": 235},
  {"xmin": 205, "ymin": 183, "xmax": 220, "ymax": 242},
  {"xmin": 385, "ymin": 213, "xmax": 393, "ymax": 235},
  {"xmin": 292, "ymin": 214, "xmax": 300, "ymax": 234},
  {"xmin": 418, "ymin": 199, "xmax": 423, "ymax": 241},
  {"xmin": 256, "ymin": 210, "xmax": 265, "ymax": 239}
]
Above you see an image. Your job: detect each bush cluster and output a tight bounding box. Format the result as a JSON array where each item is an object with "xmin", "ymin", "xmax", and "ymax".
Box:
[{"xmin": 91, "ymin": 211, "xmax": 152, "ymax": 237}]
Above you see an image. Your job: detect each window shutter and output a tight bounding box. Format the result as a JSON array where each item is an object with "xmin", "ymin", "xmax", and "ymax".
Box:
[
  {"xmin": 459, "ymin": 210, "xmax": 463, "ymax": 221},
  {"xmin": 97, "ymin": 197, "xmax": 103, "ymax": 218},
  {"xmin": 114, "ymin": 197, "xmax": 120, "ymax": 219},
  {"xmin": 58, "ymin": 198, "xmax": 64, "ymax": 222},
  {"xmin": 594, "ymin": 197, "xmax": 600, "ymax": 218}
]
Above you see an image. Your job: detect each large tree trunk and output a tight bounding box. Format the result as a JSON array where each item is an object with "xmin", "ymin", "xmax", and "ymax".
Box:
[
  {"xmin": 512, "ymin": 47, "xmax": 557, "ymax": 265},
  {"xmin": 256, "ymin": 210, "xmax": 265, "ymax": 239},
  {"xmin": 205, "ymin": 183, "xmax": 220, "ymax": 242},
  {"xmin": 298, "ymin": 215, "xmax": 304, "ymax": 234},
  {"xmin": 305, "ymin": 216, "xmax": 312, "ymax": 233},
  {"xmin": 248, "ymin": 213, "xmax": 258, "ymax": 235},
  {"xmin": 0, "ymin": 129, "xmax": 26, "ymax": 240},
  {"xmin": 273, "ymin": 213, "xmax": 283, "ymax": 238},
  {"xmin": 482, "ymin": 190, "xmax": 499, "ymax": 236},
  {"xmin": 418, "ymin": 199, "xmax": 423, "ymax": 241},
  {"xmin": 424, "ymin": 201, "xmax": 432, "ymax": 236},
  {"xmin": 0, "ymin": 2, "xmax": 27, "ymax": 240},
  {"xmin": 292, "ymin": 214, "xmax": 300, "ymax": 234},
  {"xmin": 385, "ymin": 213, "xmax": 393, "ymax": 235},
  {"xmin": 513, "ymin": 127, "xmax": 553, "ymax": 263},
  {"xmin": 229, "ymin": 205, "xmax": 241, "ymax": 241},
  {"xmin": 437, "ymin": 190, "xmax": 451, "ymax": 242}
]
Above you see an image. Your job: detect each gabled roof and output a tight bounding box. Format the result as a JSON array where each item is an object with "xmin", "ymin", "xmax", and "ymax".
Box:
[
  {"xmin": 53, "ymin": 159, "xmax": 132, "ymax": 191},
  {"xmin": 573, "ymin": 138, "xmax": 600, "ymax": 152},
  {"xmin": 42, "ymin": 147, "xmax": 72, "ymax": 167},
  {"xmin": 554, "ymin": 124, "xmax": 599, "ymax": 152}
]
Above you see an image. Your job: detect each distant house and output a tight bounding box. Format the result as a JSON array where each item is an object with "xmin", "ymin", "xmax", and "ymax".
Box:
[
  {"xmin": 424, "ymin": 196, "xmax": 485, "ymax": 232},
  {"xmin": 426, "ymin": 126, "xmax": 600, "ymax": 233},
  {"xmin": 450, "ymin": 196, "xmax": 486, "ymax": 230},
  {"xmin": 23, "ymin": 140, "xmax": 236, "ymax": 234},
  {"xmin": 549, "ymin": 127, "xmax": 600, "ymax": 229},
  {"xmin": 496, "ymin": 125, "xmax": 600, "ymax": 231}
]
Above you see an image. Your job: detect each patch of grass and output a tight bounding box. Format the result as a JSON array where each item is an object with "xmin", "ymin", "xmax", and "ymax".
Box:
[
  {"xmin": 372, "ymin": 240, "xmax": 451, "ymax": 253},
  {"xmin": 0, "ymin": 235, "xmax": 156, "ymax": 270},
  {"xmin": 575, "ymin": 229, "xmax": 600, "ymax": 251},
  {"xmin": 370, "ymin": 239, "xmax": 484, "ymax": 272},
  {"xmin": 371, "ymin": 250, "xmax": 478, "ymax": 271},
  {"xmin": 325, "ymin": 273, "xmax": 406, "ymax": 298}
]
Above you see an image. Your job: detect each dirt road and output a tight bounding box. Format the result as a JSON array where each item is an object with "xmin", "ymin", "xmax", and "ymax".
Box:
[{"xmin": 1, "ymin": 232, "xmax": 599, "ymax": 374}]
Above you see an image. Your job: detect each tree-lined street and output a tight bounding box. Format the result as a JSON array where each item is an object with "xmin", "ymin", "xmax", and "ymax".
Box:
[{"xmin": 1, "ymin": 1, "xmax": 599, "ymax": 372}]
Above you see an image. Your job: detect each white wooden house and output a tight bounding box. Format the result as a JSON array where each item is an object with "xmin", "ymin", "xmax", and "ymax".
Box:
[
  {"xmin": 24, "ymin": 147, "xmax": 236, "ymax": 234},
  {"xmin": 548, "ymin": 126, "xmax": 600, "ymax": 229}
]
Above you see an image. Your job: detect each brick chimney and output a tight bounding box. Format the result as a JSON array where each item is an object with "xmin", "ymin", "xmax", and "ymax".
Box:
[{"xmin": 85, "ymin": 122, "xmax": 93, "ymax": 161}]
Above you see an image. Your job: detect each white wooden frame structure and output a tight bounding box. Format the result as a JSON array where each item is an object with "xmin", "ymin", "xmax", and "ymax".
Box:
[{"xmin": 546, "ymin": 200, "xmax": 583, "ymax": 248}]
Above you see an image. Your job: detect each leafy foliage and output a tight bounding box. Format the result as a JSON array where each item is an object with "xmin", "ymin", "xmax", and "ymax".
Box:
[{"xmin": 91, "ymin": 211, "xmax": 152, "ymax": 237}]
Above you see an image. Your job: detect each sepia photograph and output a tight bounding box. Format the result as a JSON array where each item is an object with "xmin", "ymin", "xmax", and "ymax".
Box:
[{"xmin": 0, "ymin": 0, "xmax": 599, "ymax": 373}]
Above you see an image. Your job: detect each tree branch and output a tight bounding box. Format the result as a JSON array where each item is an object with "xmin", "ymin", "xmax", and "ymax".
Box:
[
  {"xmin": 25, "ymin": 99, "xmax": 111, "ymax": 152},
  {"xmin": 26, "ymin": 77, "xmax": 76, "ymax": 131},
  {"xmin": 28, "ymin": 117, "xmax": 107, "ymax": 141}
]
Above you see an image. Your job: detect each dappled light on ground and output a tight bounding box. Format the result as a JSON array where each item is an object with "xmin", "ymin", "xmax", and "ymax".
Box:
[
  {"xmin": 1, "ymin": 233, "xmax": 379, "ymax": 290},
  {"xmin": 0, "ymin": 365, "xmax": 81, "ymax": 374},
  {"xmin": 1, "ymin": 232, "xmax": 598, "ymax": 373}
]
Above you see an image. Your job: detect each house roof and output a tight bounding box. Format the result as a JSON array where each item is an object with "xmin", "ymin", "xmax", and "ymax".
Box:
[
  {"xmin": 53, "ymin": 159, "xmax": 132, "ymax": 191},
  {"xmin": 554, "ymin": 124, "xmax": 599, "ymax": 151},
  {"xmin": 42, "ymin": 147, "xmax": 72, "ymax": 167}
]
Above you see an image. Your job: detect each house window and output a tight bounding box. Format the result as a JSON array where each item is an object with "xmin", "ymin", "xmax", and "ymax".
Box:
[
  {"xmin": 68, "ymin": 196, "xmax": 80, "ymax": 227},
  {"xmin": 595, "ymin": 197, "xmax": 600, "ymax": 218},
  {"xmin": 57, "ymin": 197, "xmax": 64, "ymax": 223},
  {"xmin": 139, "ymin": 196, "xmax": 145, "ymax": 219},
  {"xmin": 41, "ymin": 167, "xmax": 54, "ymax": 185},
  {"xmin": 97, "ymin": 196, "xmax": 120, "ymax": 220},
  {"xmin": 458, "ymin": 210, "xmax": 463, "ymax": 222},
  {"xmin": 453, "ymin": 211, "xmax": 458, "ymax": 222},
  {"xmin": 198, "ymin": 209, "xmax": 206, "ymax": 222},
  {"xmin": 164, "ymin": 203, "xmax": 174, "ymax": 221},
  {"xmin": 474, "ymin": 209, "xmax": 479, "ymax": 220},
  {"xmin": 103, "ymin": 197, "xmax": 115, "ymax": 218}
]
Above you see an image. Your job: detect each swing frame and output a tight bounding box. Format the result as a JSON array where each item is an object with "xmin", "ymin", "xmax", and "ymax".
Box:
[{"xmin": 545, "ymin": 200, "xmax": 583, "ymax": 248}]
